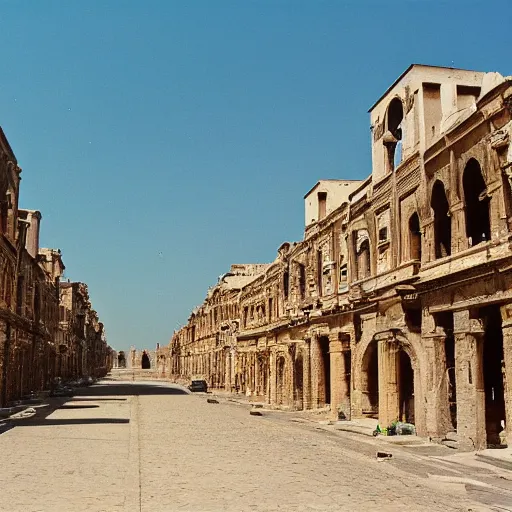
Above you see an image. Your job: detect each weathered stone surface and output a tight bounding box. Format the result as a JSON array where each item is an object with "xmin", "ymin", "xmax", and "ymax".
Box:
[{"xmin": 154, "ymin": 65, "xmax": 512, "ymax": 451}]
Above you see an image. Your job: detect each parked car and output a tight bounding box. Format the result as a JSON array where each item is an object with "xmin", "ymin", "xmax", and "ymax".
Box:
[{"xmin": 188, "ymin": 380, "xmax": 208, "ymax": 393}]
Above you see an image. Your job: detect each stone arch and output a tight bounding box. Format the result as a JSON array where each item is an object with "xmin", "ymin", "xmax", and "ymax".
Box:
[
  {"xmin": 141, "ymin": 351, "xmax": 151, "ymax": 369},
  {"xmin": 408, "ymin": 212, "xmax": 421, "ymax": 262},
  {"xmin": 117, "ymin": 351, "xmax": 126, "ymax": 368},
  {"xmin": 353, "ymin": 328, "xmax": 426, "ymax": 434},
  {"xmin": 385, "ymin": 96, "xmax": 405, "ymax": 172},
  {"xmin": 462, "ymin": 158, "xmax": 490, "ymax": 246},
  {"xmin": 430, "ymin": 179, "xmax": 451, "ymax": 258}
]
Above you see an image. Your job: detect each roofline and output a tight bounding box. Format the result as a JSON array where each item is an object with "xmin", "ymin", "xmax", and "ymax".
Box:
[
  {"xmin": 0, "ymin": 127, "xmax": 17, "ymax": 163},
  {"xmin": 303, "ymin": 179, "xmax": 362, "ymax": 199},
  {"xmin": 348, "ymin": 175, "xmax": 372, "ymax": 201},
  {"xmin": 368, "ymin": 63, "xmax": 483, "ymax": 113}
]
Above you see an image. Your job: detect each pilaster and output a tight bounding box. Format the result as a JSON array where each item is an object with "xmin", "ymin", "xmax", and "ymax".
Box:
[{"xmin": 453, "ymin": 309, "xmax": 486, "ymax": 450}]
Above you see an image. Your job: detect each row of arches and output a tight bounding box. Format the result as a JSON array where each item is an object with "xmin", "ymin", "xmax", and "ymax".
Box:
[
  {"xmin": 355, "ymin": 157, "xmax": 490, "ymax": 282},
  {"xmin": 431, "ymin": 158, "xmax": 490, "ymax": 257}
]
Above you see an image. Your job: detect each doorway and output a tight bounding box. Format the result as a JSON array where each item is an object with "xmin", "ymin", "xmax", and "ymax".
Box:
[
  {"xmin": 318, "ymin": 336, "xmax": 331, "ymax": 406},
  {"xmin": 141, "ymin": 351, "xmax": 151, "ymax": 369},
  {"xmin": 361, "ymin": 341, "xmax": 379, "ymax": 417},
  {"xmin": 294, "ymin": 353, "xmax": 304, "ymax": 410},
  {"xmin": 481, "ymin": 305, "xmax": 506, "ymax": 446},
  {"xmin": 398, "ymin": 349, "xmax": 415, "ymax": 423}
]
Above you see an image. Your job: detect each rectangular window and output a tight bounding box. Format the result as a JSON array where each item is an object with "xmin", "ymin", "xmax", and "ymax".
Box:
[
  {"xmin": 456, "ymin": 85, "xmax": 481, "ymax": 110},
  {"xmin": 317, "ymin": 250, "xmax": 323, "ymax": 297},
  {"xmin": 299, "ymin": 263, "xmax": 306, "ymax": 299},
  {"xmin": 318, "ymin": 192, "xmax": 327, "ymax": 220},
  {"xmin": 423, "ymin": 83, "xmax": 442, "ymax": 146}
]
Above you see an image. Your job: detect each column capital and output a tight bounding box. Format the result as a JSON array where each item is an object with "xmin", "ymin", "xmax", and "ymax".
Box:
[{"xmin": 328, "ymin": 339, "xmax": 343, "ymax": 353}]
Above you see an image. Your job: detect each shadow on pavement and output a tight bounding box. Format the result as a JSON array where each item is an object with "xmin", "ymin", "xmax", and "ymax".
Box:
[
  {"xmin": 59, "ymin": 404, "xmax": 100, "ymax": 409},
  {"xmin": 0, "ymin": 381, "xmax": 188, "ymax": 435},
  {"xmin": 16, "ymin": 418, "xmax": 130, "ymax": 427},
  {"xmin": 74, "ymin": 382, "xmax": 190, "ymax": 397}
]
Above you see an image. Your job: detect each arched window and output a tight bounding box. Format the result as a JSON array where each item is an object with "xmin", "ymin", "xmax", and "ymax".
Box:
[
  {"xmin": 463, "ymin": 159, "xmax": 490, "ymax": 246},
  {"xmin": 141, "ymin": 351, "xmax": 151, "ymax": 369},
  {"xmin": 408, "ymin": 213, "xmax": 421, "ymax": 261},
  {"xmin": 385, "ymin": 98, "xmax": 404, "ymax": 172},
  {"xmin": 431, "ymin": 181, "xmax": 451, "ymax": 259}
]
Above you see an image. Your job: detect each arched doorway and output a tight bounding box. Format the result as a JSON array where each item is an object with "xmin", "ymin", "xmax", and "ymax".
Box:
[
  {"xmin": 294, "ymin": 353, "xmax": 304, "ymax": 410},
  {"xmin": 118, "ymin": 351, "xmax": 126, "ymax": 368},
  {"xmin": 141, "ymin": 351, "xmax": 151, "ymax": 369},
  {"xmin": 431, "ymin": 180, "xmax": 451, "ymax": 258},
  {"xmin": 463, "ymin": 159, "xmax": 490, "ymax": 246},
  {"xmin": 276, "ymin": 356, "xmax": 286, "ymax": 405},
  {"xmin": 361, "ymin": 341, "xmax": 379, "ymax": 417},
  {"xmin": 398, "ymin": 349, "xmax": 415, "ymax": 423}
]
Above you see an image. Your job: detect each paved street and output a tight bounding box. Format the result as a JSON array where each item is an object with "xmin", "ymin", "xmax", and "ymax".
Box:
[{"xmin": 0, "ymin": 380, "xmax": 510, "ymax": 512}]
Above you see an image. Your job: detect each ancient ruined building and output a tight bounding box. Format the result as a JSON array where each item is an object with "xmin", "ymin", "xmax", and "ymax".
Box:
[
  {"xmin": 0, "ymin": 127, "xmax": 112, "ymax": 406},
  {"xmin": 169, "ymin": 64, "xmax": 512, "ymax": 450}
]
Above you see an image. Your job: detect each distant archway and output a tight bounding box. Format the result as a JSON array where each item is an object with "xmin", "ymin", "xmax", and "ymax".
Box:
[
  {"xmin": 141, "ymin": 351, "xmax": 151, "ymax": 369},
  {"xmin": 117, "ymin": 351, "xmax": 126, "ymax": 368}
]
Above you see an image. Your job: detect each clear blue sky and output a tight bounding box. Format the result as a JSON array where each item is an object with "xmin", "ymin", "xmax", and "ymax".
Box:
[{"xmin": 0, "ymin": 1, "xmax": 510, "ymax": 351}]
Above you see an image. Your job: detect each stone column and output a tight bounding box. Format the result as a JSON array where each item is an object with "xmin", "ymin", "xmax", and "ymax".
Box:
[
  {"xmin": 269, "ymin": 350, "xmax": 277, "ymax": 406},
  {"xmin": 500, "ymin": 304, "xmax": 512, "ymax": 445},
  {"xmin": 423, "ymin": 316, "xmax": 452, "ymax": 439},
  {"xmin": 225, "ymin": 350, "xmax": 231, "ymax": 391},
  {"xmin": 310, "ymin": 335, "xmax": 320, "ymax": 408},
  {"xmin": 450, "ymin": 201, "xmax": 467, "ymax": 253},
  {"xmin": 302, "ymin": 340, "xmax": 311, "ymax": 410},
  {"xmin": 422, "ymin": 219, "xmax": 435, "ymax": 265},
  {"xmin": 454, "ymin": 309, "xmax": 486, "ymax": 450},
  {"xmin": 329, "ymin": 333, "xmax": 350, "ymax": 420},
  {"xmin": 377, "ymin": 334, "xmax": 400, "ymax": 428},
  {"xmin": 254, "ymin": 353, "xmax": 260, "ymax": 396}
]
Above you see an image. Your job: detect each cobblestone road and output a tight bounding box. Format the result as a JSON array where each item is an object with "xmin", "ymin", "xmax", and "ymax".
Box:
[{"xmin": 0, "ymin": 380, "xmax": 508, "ymax": 512}]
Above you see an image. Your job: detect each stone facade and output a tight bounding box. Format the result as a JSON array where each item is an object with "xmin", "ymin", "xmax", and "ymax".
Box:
[
  {"xmin": 167, "ymin": 65, "xmax": 512, "ymax": 450},
  {"xmin": 0, "ymin": 127, "xmax": 112, "ymax": 406}
]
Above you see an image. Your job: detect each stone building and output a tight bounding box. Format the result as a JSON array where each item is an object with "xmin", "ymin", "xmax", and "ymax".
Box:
[
  {"xmin": 0, "ymin": 126, "xmax": 112, "ymax": 406},
  {"xmin": 129, "ymin": 346, "xmax": 156, "ymax": 370},
  {"xmin": 58, "ymin": 282, "xmax": 110, "ymax": 379},
  {"xmin": 170, "ymin": 64, "xmax": 512, "ymax": 450}
]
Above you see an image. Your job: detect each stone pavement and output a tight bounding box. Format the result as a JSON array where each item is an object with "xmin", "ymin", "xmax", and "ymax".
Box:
[{"xmin": 0, "ymin": 380, "xmax": 510, "ymax": 512}]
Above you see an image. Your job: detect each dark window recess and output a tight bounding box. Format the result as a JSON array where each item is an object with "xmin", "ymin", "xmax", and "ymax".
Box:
[
  {"xmin": 318, "ymin": 192, "xmax": 327, "ymax": 220},
  {"xmin": 431, "ymin": 180, "xmax": 451, "ymax": 259},
  {"xmin": 298, "ymin": 264, "xmax": 306, "ymax": 299},
  {"xmin": 408, "ymin": 213, "xmax": 421, "ymax": 261},
  {"xmin": 283, "ymin": 268, "xmax": 289, "ymax": 300},
  {"xmin": 463, "ymin": 159, "xmax": 490, "ymax": 246},
  {"xmin": 378, "ymin": 227, "xmax": 388, "ymax": 242}
]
